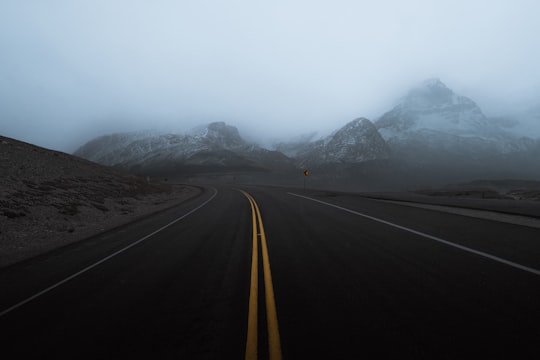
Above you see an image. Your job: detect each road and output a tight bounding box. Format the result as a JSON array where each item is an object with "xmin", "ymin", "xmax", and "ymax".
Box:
[{"xmin": 1, "ymin": 185, "xmax": 539, "ymax": 359}]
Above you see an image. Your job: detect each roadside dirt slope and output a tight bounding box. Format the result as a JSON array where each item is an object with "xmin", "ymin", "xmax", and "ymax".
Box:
[{"xmin": 0, "ymin": 135, "xmax": 199, "ymax": 267}]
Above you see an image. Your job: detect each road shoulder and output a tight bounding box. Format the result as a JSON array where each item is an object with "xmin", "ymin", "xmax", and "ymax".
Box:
[{"xmin": 0, "ymin": 184, "xmax": 202, "ymax": 268}]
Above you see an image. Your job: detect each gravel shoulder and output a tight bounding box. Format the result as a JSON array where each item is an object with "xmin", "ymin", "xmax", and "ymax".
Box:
[
  {"xmin": 376, "ymin": 199, "xmax": 540, "ymax": 229},
  {"xmin": 355, "ymin": 191, "xmax": 540, "ymax": 228}
]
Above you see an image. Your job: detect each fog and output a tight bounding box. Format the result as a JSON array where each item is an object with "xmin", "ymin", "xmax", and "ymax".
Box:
[{"xmin": 1, "ymin": 0, "xmax": 539, "ymax": 152}]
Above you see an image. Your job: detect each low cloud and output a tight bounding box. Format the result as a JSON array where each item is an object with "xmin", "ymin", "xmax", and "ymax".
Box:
[{"xmin": 1, "ymin": 0, "xmax": 539, "ymax": 151}]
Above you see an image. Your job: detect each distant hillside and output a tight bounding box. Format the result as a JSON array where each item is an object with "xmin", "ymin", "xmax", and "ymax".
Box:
[
  {"xmin": 74, "ymin": 122, "xmax": 295, "ymax": 176},
  {"xmin": 0, "ymin": 135, "xmax": 197, "ymax": 267},
  {"xmin": 277, "ymin": 118, "xmax": 390, "ymax": 167}
]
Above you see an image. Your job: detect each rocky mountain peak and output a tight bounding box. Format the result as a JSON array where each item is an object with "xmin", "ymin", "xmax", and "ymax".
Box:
[
  {"xmin": 192, "ymin": 122, "xmax": 244, "ymax": 148},
  {"xmin": 324, "ymin": 118, "xmax": 390, "ymax": 162},
  {"xmin": 74, "ymin": 120, "xmax": 297, "ymax": 174},
  {"xmin": 405, "ymin": 78, "xmax": 455, "ymax": 108},
  {"xmin": 420, "ymin": 78, "xmax": 447, "ymax": 90},
  {"xmin": 273, "ymin": 116, "xmax": 392, "ymax": 166},
  {"xmin": 376, "ymin": 79, "xmax": 488, "ymax": 138},
  {"xmin": 328, "ymin": 118, "xmax": 380, "ymax": 146},
  {"xmin": 334, "ymin": 117, "xmax": 374, "ymax": 133}
]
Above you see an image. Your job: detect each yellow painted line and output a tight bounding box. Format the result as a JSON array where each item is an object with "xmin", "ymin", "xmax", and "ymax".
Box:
[
  {"xmin": 244, "ymin": 193, "xmax": 258, "ymax": 360},
  {"xmin": 241, "ymin": 191, "xmax": 282, "ymax": 360},
  {"xmin": 250, "ymin": 195, "xmax": 282, "ymax": 360}
]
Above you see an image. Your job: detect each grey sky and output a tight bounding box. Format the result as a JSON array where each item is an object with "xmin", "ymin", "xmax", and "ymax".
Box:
[{"xmin": 1, "ymin": 0, "xmax": 539, "ymax": 151}]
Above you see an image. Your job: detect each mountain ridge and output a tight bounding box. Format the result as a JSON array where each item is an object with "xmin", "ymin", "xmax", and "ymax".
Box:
[
  {"xmin": 73, "ymin": 79, "xmax": 540, "ymax": 185},
  {"xmin": 74, "ymin": 121, "xmax": 296, "ymax": 175}
]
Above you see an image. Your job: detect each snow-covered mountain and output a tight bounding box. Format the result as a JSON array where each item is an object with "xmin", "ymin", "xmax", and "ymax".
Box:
[
  {"xmin": 73, "ymin": 130, "xmax": 160, "ymax": 165},
  {"xmin": 74, "ymin": 79, "xmax": 539, "ymax": 185},
  {"xmin": 325, "ymin": 118, "xmax": 389, "ymax": 161},
  {"xmin": 291, "ymin": 118, "xmax": 390, "ymax": 166},
  {"xmin": 74, "ymin": 122, "xmax": 294, "ymax": 174},
  {"xmin": 375, "ymin": 78, "xmax": 534, "ymax": 157},
  {"xmin": 377, "ymin": 78, "xmax": 489, "ymax": 137}
]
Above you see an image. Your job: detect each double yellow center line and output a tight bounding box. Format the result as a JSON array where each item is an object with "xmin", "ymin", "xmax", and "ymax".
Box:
[{"xmin": 241, "ymin": 191, "xmax": 282, "ymax": 360}]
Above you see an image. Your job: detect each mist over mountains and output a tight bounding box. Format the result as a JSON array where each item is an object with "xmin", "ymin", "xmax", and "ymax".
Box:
[{"xmin": 74, "ymin": 79, "xmax": 540, "ymax": 190}]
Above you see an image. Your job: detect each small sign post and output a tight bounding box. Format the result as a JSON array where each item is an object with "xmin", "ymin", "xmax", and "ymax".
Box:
[{"xmin": 303, "ymin": 169, "xmax": 309, "ymax": 192}]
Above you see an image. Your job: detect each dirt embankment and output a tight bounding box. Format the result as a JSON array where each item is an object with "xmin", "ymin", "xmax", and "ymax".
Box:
[{"xmin": 0, "ymin": 135, "xmax": 200, "ymax": 268}]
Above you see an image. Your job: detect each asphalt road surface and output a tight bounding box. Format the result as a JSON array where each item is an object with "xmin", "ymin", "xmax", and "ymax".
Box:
[{"xmin": 1, "ymin": 185, "xmax": 539, "ymax": 359}]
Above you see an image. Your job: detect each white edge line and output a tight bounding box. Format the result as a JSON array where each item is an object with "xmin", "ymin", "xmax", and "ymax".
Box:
[
  {"xmin": 0, "ymin": 188, "xmax": 218, "ymax": 318},
  {"xmin": 288, "ymin": 192, "xmax": 540, "ymax": 277}
]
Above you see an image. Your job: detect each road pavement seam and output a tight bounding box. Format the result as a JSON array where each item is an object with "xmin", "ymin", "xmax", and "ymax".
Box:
[
  {"xmin": 289, "ymin": 192, "xmax": 540, "ymax": 277},
  {"xmin": 378, "ymin": 199, "xmax": 540, "ymax": 229},
  {"xmin": 0, "ymin": 188, "xmax": 218, "ymax": 318}
]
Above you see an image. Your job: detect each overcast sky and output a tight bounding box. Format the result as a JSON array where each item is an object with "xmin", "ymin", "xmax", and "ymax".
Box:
[{"xmin": 1, "ymin": 0, "xmax": 539, "ymax": 151}]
